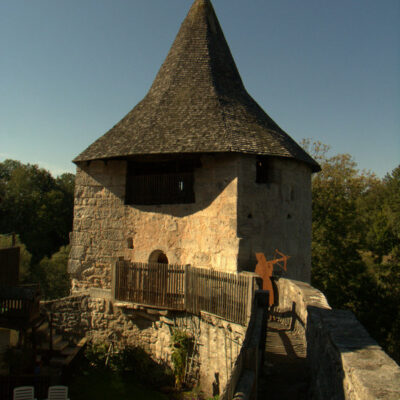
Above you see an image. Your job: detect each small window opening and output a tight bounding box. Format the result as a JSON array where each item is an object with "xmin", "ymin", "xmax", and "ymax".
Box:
[
  {"xmin": 127, "ymin": 237, "xmax": 134, "ymax": 249},
  {"xmin": 256, "ymin": 156, "xmax": 272, "ymax": 184}
]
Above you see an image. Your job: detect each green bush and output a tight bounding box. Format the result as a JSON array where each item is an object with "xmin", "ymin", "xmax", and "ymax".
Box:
[
  {"xmin": 83, "ymin": 342, "xmax": 174, "ymax": 389},
  {"xmin": 170, "ymin": 329, "xmax": 193, "ymax": 390}
]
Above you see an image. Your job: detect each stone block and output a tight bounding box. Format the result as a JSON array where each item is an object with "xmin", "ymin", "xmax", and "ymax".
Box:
[{"xmin": 68, "ymin": 260, "xmax": 81, "ymax": 274}]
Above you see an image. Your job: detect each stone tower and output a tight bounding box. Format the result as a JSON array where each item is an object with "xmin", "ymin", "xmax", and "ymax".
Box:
[{"xmin": 68, "ymin": 0, "xmax": 319, "ymax": 291}]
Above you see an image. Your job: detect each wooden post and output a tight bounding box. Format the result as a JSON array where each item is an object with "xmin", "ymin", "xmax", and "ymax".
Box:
[
  {"xmin": 49, "ymin": 313, "xmax": 53, "ymax": 353},
  {"xmin": 246, "ymin": 275, "xmax": 253, "ymax": 325},
  {"xmin": 184, "ymin": 264, "xmax": 189, "ymax": 311},
  {"xmin": 111, "ymin": 262, "xmax": 117, "ymax": 300}
]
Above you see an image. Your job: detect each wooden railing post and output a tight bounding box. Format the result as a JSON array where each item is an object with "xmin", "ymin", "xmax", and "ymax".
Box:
[
  {"xmin": 111, "ymin": 261, "xmax": 118, "ymax": 300},
  {"xmin": 184, "ymin": 264, "xmax": 189, "ymax": 311},
  {"xmin": 247, "ymin": 275, "xmax": 254, "ymax": 325}
]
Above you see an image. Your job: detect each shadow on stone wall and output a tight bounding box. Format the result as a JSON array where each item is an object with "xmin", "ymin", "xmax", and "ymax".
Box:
[
  {"xmin": 306, "ymin": 307, "xmax": 347, "ymax": 400},
  {"xmin": 79, "ymin": 158, "xmax": 235, "ymax": 218},
  {"xmin": 270, "ymin": 302, "xmax": 306, "ymax": 333}
]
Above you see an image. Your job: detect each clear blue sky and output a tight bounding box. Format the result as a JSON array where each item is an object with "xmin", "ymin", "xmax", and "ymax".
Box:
[{"xmin": 1, "ymin": 0, "xmax": 399, "ymax": 177}]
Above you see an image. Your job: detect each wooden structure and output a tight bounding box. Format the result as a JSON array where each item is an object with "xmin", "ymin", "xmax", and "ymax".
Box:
[
  {"xmin": 185, "ymin": 267, "xmax": 255, "ymax": 326},
  {"xmin": 113, "ymin": 261, "xmax": 185, "ymax": 310},
  {"xmin": 0, "ymin": 247, "xmax": 20, "ymax": 286},
  {"xmin": 0, "ymin": 245, "xmax": 43, "ymax": 351},
  {"xmin": 0, "ymin": 285, "xmax": 41, "ymax": 330},
  {"xmin": 113, "ymin": 260, "xmax": 260, "ymax": 326},
  {"xmin": 0, "ymin": 245, "xmax": 41, "ymax": 331}
]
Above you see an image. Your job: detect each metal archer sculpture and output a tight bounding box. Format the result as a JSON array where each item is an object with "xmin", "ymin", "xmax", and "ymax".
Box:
[{"xmin": 255, "ymin": 249, "xmax": 290, "ymax": 306}]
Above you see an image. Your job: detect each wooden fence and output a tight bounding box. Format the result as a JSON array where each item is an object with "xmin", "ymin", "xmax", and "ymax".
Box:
[
  {"xmin": 185, "ymin": 267, "xmax": 254, "ymax": 326},
  {"xmin": 113, "ymin": 261, "xmax": 259, "ymax": 325},
  {"xmin": 0, "ymin": 285, "xmax": 41, "ymax": 326},
  {"xmin": 113, "ymin": 260, "xmax": 185, "ymax": 310}
]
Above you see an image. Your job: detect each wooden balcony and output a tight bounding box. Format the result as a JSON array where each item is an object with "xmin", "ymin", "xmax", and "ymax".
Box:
[
  {"xmin": 113, "ymin": 260, "xmax": 261, "ymax": 326},
  {"xmin": 0, "ymin": 284, "xmax": 41, "ymax": 330}
]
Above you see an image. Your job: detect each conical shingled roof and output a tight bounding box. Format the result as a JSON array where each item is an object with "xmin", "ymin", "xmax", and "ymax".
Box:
[{"xmin": 74, "ymin": 0, "xmax": 320, "ymax": 171}]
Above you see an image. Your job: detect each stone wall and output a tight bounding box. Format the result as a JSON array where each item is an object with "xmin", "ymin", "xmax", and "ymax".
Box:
[
  {"xmin": 273, "ymin": 278, "xmax": 400, "ymax": 400},
  {"xmin": 68, "ymin": 154, "xmax": 241, "ymax": 291},
  {"xmin": 41, "ymin": 291, "xmax": 246, "ymax": 397},
  {"xmin": 237, "ymin": 156, "xmax": 312, "ymax": 282},
  {"xmin": 68, "ymin": 154, "xmax": 314, "ymax": 290}
]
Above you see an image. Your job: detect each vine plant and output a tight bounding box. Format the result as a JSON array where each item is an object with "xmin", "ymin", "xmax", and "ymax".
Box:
[{"xmin": 170, "ymin": 328, "xmax": 193, "ymax": 390}]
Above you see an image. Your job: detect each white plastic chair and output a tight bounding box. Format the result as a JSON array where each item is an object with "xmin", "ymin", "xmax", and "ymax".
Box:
[
  {"xmin": 13, "ymin": 386, "xmax": 36, "ymax": 400},
  {"xmin": 46, "ymin": 385, "xmax": 70, "ymax": 400}
]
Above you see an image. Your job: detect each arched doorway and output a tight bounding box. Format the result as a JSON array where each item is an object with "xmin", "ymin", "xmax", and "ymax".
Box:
[
  {"xmin": 148, "ymin": 250, "xmax": 168, "ymax": 305},
  {"xmin": 148, "ymin": 250, "xmax": 169, "ymax": 264}
]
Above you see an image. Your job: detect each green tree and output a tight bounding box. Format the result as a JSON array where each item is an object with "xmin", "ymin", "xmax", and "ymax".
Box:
[
  {"xmin": 303, "ymin": 140, "xmax": 400, "ymax": 363},
  {"xmin": 302, "ymin": 140, "xmax": 378, "ymax": 309},
  {"xmin": 0, "ymin": 159, "xmax": 74, "ymax": 263},
  {"xmin": 35, "ymin": 245, "xmax": 71, "ymax": 299}
]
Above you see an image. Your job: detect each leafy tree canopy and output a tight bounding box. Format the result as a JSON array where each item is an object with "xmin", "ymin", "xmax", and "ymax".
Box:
[
  {"xmin": 35, "ymin": 244, "xmax": 71, "ymax": 299},
  {"xmin": 302, "ymin": 140, "xmax": 400, "ymax": 363},
  {"xmin": 0, "ymin": 159, "xmax": 75, "ymax": 263}
]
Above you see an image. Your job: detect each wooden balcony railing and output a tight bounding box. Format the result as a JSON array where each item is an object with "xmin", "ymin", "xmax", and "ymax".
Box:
[
  {"xmin": 113, "ymin": 261, "xmax": 185, "ymax": 310},
  {"xmin": 113, "ymin": 260, "xmax": 260, "ymax": 325},
  {"xmin": 0, "ymin": 285, "xmax": 41, "ymax": 327}
]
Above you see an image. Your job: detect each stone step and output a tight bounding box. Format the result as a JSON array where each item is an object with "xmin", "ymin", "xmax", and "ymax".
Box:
[
  {"xmin": 62, "ymin": 337, "xmax": 87, "ymax": 364},
  {"xmin": 37, "ymin": 333, "xmax": 67, "ymax": 352},
  {"xmin": 60, "ymin": 346, "xmax": 77, "ymax": 356},
  {"xmin": 49, "ymin": 356, "xmax": 68, "ymax": 368},
  {"xmin": 49, "ymin": 337, "xmax": 88, "ymax": 368},
  {"xmin": 53, "ymin": 339, "xmax": 69, "ymax": 352},
  {"xmin": 36, "ymin": 321, "xmax": 49, "ymax": 333},
  {"xmin": 53, "ymin": 335, "xmax": 63, "ymax": 345}
]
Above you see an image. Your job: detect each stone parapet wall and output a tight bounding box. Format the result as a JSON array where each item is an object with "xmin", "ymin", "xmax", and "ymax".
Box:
[
  {"xmin": 273, "ymin": 277, "xmax": 330, "ymax": 337},
  {"xmin": 274, "ymin": 278, "xmax": 400, "ymax": 400},
  {"xmin": 308, "ymin": 307, "xmax": 400, "ymax": 400}
]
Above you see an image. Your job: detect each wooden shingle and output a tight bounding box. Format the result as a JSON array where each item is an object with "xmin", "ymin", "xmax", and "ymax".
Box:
[{"xmin": 74, "ymin": 0, "xmax": 320, "ymax": 172}]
